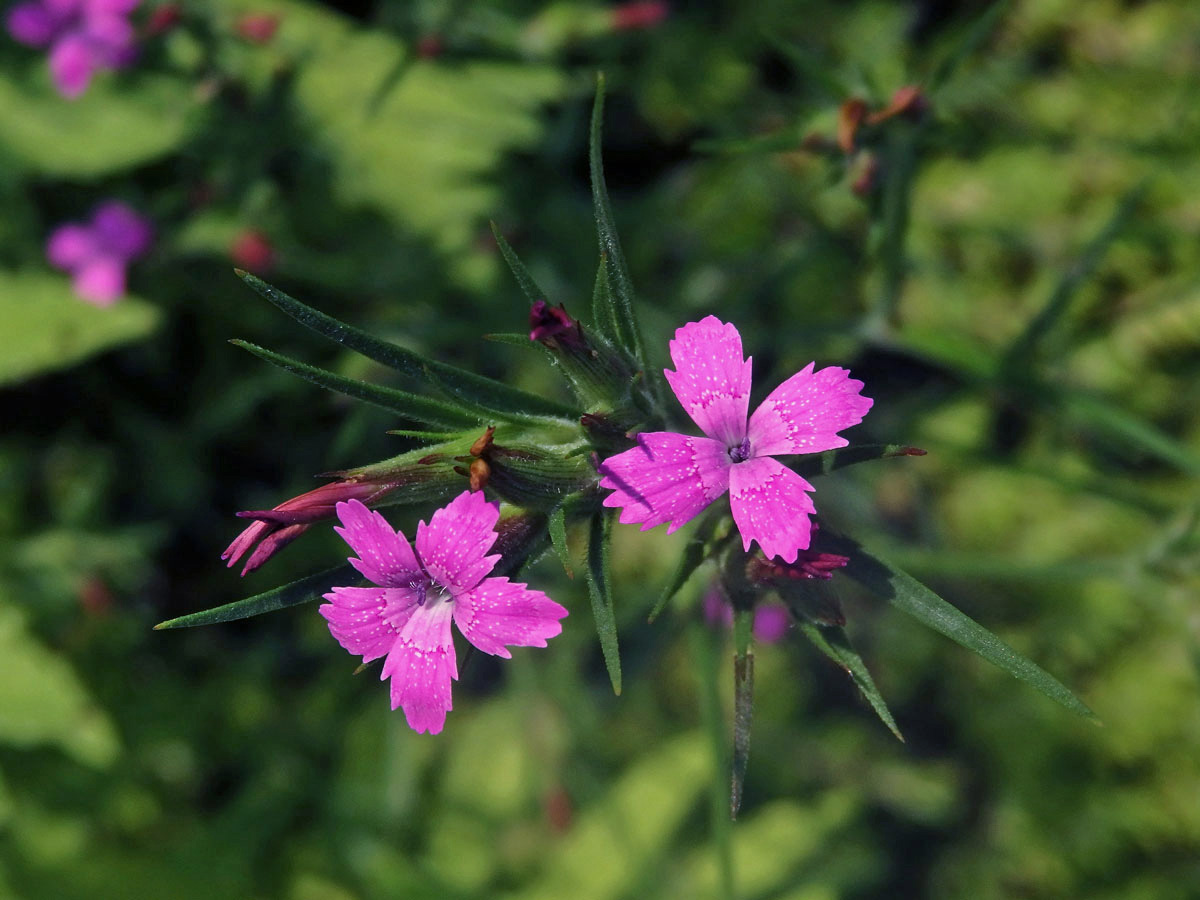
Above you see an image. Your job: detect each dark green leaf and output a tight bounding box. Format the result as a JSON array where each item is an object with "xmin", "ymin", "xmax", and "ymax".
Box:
[
  {"xmin": 154, "ymin": 564, "xmax": 359, "ymax": 629},
  {"xmin": 230, "ymin": 339, "xmax": 482, "ymax": 429},
  {"xmin": 585, "ymin": 510, "xmax": 622, "ymax": 695},
  {"xmin": 591, "ymin": 256, "xmax": 619, "ymax": 341},
  {"xmin": 788, "ymin": 443, "xmax": 927, "ymax": 479},
  {"xmin": 490, "ymin": 222, "xmax": 550, "ymax": 309},
  {"xmin": 799, "ymin": 622, "xmax": 904, "ymax": 741},
  {"xmin": 927, "ymin": 0, "xmax": 1012, "ymax": 92},
  {"xmin": 649, "ymin": 511, "xmax": 730, "ymax": 623},
  {"xmin": 1063, "ymin": 389, "xmax": 1200, "ymax": 476},
  {"xmin": 237, "ymin": 271, "xmax": 577, "ymax": 421},
  {"xmin": 827, "ymin": 531, "xmax": 1097, "ymax": 719},
  {"xmin": 589, "ymin": 74, "xmax": 646, "ymax": 364}
]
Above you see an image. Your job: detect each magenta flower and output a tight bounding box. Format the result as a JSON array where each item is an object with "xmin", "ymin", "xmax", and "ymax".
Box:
[
  {"xmin": 6, "ymin": 0, "xmax": 139, "ymax": 99},
  {"xmin": 599, "ymin": 316, "xmax": 872, "ymax": 562},
  {"xmin": 46, "ymin": 201, "xmax": 153, "ymax": 306},
  {"xmin": 321, "ymin": 492, "xmax": 569, "ymax": 734}
]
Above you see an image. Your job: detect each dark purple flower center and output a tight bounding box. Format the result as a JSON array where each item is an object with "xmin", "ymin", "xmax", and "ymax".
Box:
[{"xmin": 728, "ymin": 438, "xmax": 751, "ymax": 463}]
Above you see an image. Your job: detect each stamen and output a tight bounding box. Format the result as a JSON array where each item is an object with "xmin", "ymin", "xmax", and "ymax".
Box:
[{"xmin": 729, "ymin": 438, "xmax": 751, "ymax": 463}]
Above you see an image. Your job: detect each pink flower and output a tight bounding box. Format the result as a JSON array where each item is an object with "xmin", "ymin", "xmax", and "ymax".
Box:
[
  {"xmin": 46, "ymin": 200, "xmax": 153, "ymax": 305},
  {"xmin": 321, "ymin": 492, "xmax": 568, "ymax": 734},
  {"xmin": 598, "ymin": 316, "xmax": 872, "ymax": 562},
  {"xmin": 6, "ymin": 0, "xmax": 140, "ymax": 99}
]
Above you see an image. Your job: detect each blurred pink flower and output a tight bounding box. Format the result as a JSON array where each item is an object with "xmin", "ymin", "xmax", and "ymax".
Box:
[
  {"xmin": 611, "ymin": 1, "xmax": 668, "ymax": 31},
  {"xmin": 703, "ymin": 588, "xmax": 791, "ymax": 644},
  {"xmin": 599, "ymin": 316, "xmax": 872, "ymax": 562},
  {"xmin": 321, "ymin": 493, "xmax": 568, "ymax": 734},
  {"xmin": 6, "ymin": 0, "xmax": 140, "ymax": 98},
  {"xmin": 46, "ymin": 200, "xmax": 153, "ymax": 305}
]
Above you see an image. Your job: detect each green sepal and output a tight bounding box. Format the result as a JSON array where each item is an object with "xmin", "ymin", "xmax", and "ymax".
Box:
[
  {"xmin": 154, "ymin": 563, "xmax": 359, "ymax": 630},
  {"xmin": 585, "ymin": 510, "xmax": 622, "ymax": 695},
  {"xmin": 798, "ymin": 621, "xmax": 904, "ymax": 742},
  {"xmin": 549, "ymin": 504, "xmax": 573, "ymax": 578},
  {"xmin": 826, "ymin": 531, "xmax": 1097, "ymax": 720},
  {"xmin": 589, "ymin": 74, "xmax": 646, "ymax": 365},
  {"xmin": 236, "ymin": 271, "xmax": 578, "ymax": 422},
  {"xmin": 788, "ymin": 443, "xmax": 927, "ymax": 479},
  {"xmin": 230, "ymin": 339, "xmax": 482, "ymax": 429}
]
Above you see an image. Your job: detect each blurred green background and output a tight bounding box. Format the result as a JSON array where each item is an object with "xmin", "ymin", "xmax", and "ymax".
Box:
[{"xmin": 2, "ymin": 0, "xmax": 1199, "ymax": 897}]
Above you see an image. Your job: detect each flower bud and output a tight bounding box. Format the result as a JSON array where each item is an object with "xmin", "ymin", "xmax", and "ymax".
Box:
[{"xmin": 528, "ymin": 301, "xmax": 638, "ymax": 413}]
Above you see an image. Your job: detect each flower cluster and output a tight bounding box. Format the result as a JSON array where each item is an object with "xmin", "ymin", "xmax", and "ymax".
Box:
[
  {"xmin": 46, "ymin": 200, "xmax": 153, "ymax": 305},
  {"xmin": 6, "ymin": 0, "xmax": 140, "ymax": 99}
]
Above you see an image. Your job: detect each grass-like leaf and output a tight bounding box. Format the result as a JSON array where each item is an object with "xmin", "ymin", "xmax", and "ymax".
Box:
[
  {"xmin": 798, "ymin": 622, "xmax": 904, "ymax": 741},
  {"xmin": 237, "ymin": 271, "xmax": 577, "ymax": 422},
  {"xmin": 549, "ymin": 503, "xmax": 573, "ymax": 578},
  {"xmin": 231, "ymin": 340, "xmax": 482, "ymax": 429},
  {"xmin": 154, "ymin": 563, "xmax": 359, "ymax": 629},
  {"xmin": 649, "ymin": 510, "xmax": 730, "ymax": 622},
  {"xmin": 589, "ymin": 74, "xmax": 646, "ymax": 365},
  {"xmin": 731, "ymin": 609, "xmax": 754, "ymax": 820},
  {"xmin": 927, "ymin": 0, "xmax": 1011, "ymax": 92},
  {"xmin": 827, "ymin": 531, "xmax": 1097, "ymax": 719},
  {"xmin": 788, "ymin": 443, "xmax": 927, "ymax": 479},
  {"xmin": 490, "ymin": 222, "xmax": 550, "ymax": 310},
  {"xmin": 585, "ymin": 510, "xmax": 622, "ymax": 695}
]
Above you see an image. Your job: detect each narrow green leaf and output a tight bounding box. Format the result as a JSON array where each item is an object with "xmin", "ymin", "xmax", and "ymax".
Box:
[
  {"xmin": 788, "ymin": 443, "xmax": 927, "ymax": 479},
  {"xmin": 154, "ymin": 564, "xmax": 358, "ymax": 629},
  {"xmin": 826, "ymin": 532, "xmax": 1096, "ymax": 719},
  {"xmin": 548, "ymin": 504, "xmax": 574, "ymax": 578},
  {"xmin": 1003, "ymin": 180, "xmax": 1148, "ymax": 368},
  {"xmin": 585, "ymin": 510, "xmax": 622, "ymax": 695},
  {"xmin": 927, "ymin": 0, "xmax": 1011, "ymax": 92},
  {"xmin": 731, "ymin": 610, "xmax": 754, "ymax": 820},
  {"xmin": 490, "ymin": 222, "xmax": 550, "ymax": 308},
  {"xmin": 589, "ymin": 74, "xmax": 646, "ymax": 364},
  {"xmin": 689, "ymin": 624, "xmax": 735, "ymax": 898},
  {"xmin": 798, "ymin": 622, "xmax": 904, "ymax": 741},
  {"xmin": 591, "ymin": 256, "xmax": 620, "ymax": 341},
  {"xmin": 649, "ymin": 511, "xmax": 730, "ymax": 623},
  {"xmin": 1063, "ymin": 389, "xmax": 1200, "ymax": 476},
  {"xmin": 231, "ymin": 340, "xmax": 482, "ymax": 429},
  {"xmin": 237, "ymin": 271, "xmax": 577, "ymax": 421}
]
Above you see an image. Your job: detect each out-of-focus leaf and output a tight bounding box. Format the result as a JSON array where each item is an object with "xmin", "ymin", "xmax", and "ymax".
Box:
[
  {"xmin": 236, "ymin": 272, "xmax": 577, "ymax": 422},
  {"xmin": 0, "ymin": 271, "xmax": 159, "ymax": 387},
  {"xmin": 589, "ymin": 75, "xmax": 646, "ymax": 364},
  {"xmin": 0, "ymin": 72, "xmax": 194, "ymax": 175},
  {"xmin": 731, "ymin": 609, "xmax": 754, "ymax": 819},
  {"xmin": 512, "ymin": 733, "xmax": 709, "ymax": 900},
  {"xmin": 798, "ymin": 622, "xmax": 904, "ymax": 741},
  {"xmin": 926, "ymin": 0, "xmax": 1011, "ymax": 92},
  {"xmin": 1063, "ymin": 390, "xmax": 1200, "ymax": 476},
  {"xmin": 827, "ymin": 532, "xmax": 1096, "ymax": 719},
  {"xmin": 230, "ymin": 340, "xmax": 483, "ymax": 428},
  {"xmin": 585, "ymin": 511, "xmax": 621, "ymax": 695},
  {"xmin": 650, "ymin": 510, "xmax": 730, "ymax": 622},
  {"xmin": 155, "ymin": 563, "xmax": 359, "ymax": 630},
  {"xmin": 689, "ymin": 625, "xmax": 735, "ymax": 899},
  {"xmin": 288, "ymin": 5, "xmax": 565, "ymax": 284},
  {"xmin": 0, "ymin": 601, "xmax": 119, "ymax": 768}
]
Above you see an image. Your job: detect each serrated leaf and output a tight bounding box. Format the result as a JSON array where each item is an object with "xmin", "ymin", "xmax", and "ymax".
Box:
[
  {"xmin": 826, "ymin": 531, "xmax": 1096, "ymax": 719},
  {"xmin": 0, "ymin": 271, "xmax": 160, "ymax": 387},
  {"xmin": 585, "ymin": 511, "xmax": 622, "ymax": 695},
  {"xmin": 231, "ymin": 339, "xmax": 482, "ymax": 429},
  {"xmin": 154, "ymin": 563, "xmax": 359, "ymax": 630},
  {"xmin": 237, "ymin": 272, "xmax": 577, "ymax": 422},
  {"xmin": 798, "ymin": 622, "xmax": 904, "ymax": 741},
  {"xmin": 589, "ymin": 74, "xmax": 646, "ymax": 364},
  {"xmin": 548, "ymin": 504, "xmax": 573, "ymax": 578}
]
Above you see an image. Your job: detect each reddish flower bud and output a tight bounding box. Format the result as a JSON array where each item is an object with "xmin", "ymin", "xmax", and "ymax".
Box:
[
  {"xmin": 230, "ymin": 229, "xmax": 275, "ymax": 273},
  {"xmin": 235, "ymin": 13, "xmax": 279, "ymax": 44},
  {"xmin": 611, "ymin": 1, "xmax": 669, "ymax": 31},
  {"xmin": 866, "ymin": 84, "xmax": 929, "ymax": 125},
  {"xmin": 837, "ymin": 98, "xmax": 867, "ymax": 153},
  {"xmin": 529, "ymin": 300, "xmax": 578, "ymax": 345},
  {"xmin": 145, "ymin": 3, "xmax": 182, "ymax": 36}
]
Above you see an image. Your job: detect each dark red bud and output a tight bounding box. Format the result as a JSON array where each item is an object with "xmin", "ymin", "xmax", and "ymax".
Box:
[
  {"xmin": 236, "ymin": 13, "xmax": 280, "ymax": 44},
  {"xmin": 230, "ymin": 229, "xmax": 275, "ymax": 273},
  {"xmin": 529, "ymin": 300, "xmax": 578, "ymax": 344},
  {"xmin": 611, "ymin": 1, "xmax": 669, "ymax": 31}
]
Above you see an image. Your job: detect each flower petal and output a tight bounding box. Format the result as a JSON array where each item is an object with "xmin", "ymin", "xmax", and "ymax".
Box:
[
  {"xmin": 747, "ymin": 363, "xmax": 873, "ymax": 457},
  {"xmin": 454, "ymin": 577, "xmax": 568, "ymax": 658},
  {"xmin": 72, "ymin": 257, "xmax": 125, "ymax": 305},
  {"xmin": 415, "ymin": 490, "xmax": 500, "ymax": 596},
  {"xmin": 663, "ymin": 316, "xmax": 752, "ymax": 446},
  {"xmin": 6, "ymin": 2, "xmax": 59, "ymax": 46},
  {"xmin": 381, "ymin": 601, "xmax": 457, "ymax": 734},
  {"xmin": 320, "ymin": 585, "xmax": 420, "ymax": 663},
  {"xmin": 48, "ymin": 33, "xmax": 96, "ymax": 98},
  {"xmin": 333, "ymin": 499, "xmax": 421, "ymax": 588},
  {"xmin": 46, "ymin": 223, "xmax": 98, "ymax": 271},
  {"xmin": 728, "ymin": 456, "xmax": 816, "ymax": 563},
  {"xmin": 599, "ymin": 432, "xmax": 731, "ymax": 534}
]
